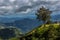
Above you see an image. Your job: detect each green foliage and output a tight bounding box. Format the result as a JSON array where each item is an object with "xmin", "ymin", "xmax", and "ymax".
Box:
[
  {"xmin": 32, "ymin": 37, "xmax": 38, "ymax": 40},
  {"xmin": 20, "ymin": 23, "xmax": 60, "ymax": 40},
  {"xmin": 9, "ymin": 37, "xmax": 20, "ymax": 40},
  {"xmin": 36, "ymin": 6, "xmax": 52, "ymax": 23}
]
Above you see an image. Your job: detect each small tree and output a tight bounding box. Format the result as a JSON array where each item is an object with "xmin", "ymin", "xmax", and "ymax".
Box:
[{"xmin": 36, "ymin": 6, "xmax": 52, "ymax": 24}]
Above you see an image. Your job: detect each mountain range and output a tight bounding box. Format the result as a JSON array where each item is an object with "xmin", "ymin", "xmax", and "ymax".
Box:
[
  {"xmin": 0, "ymin": 18, "xmax": 42, "ymax": 33},
  {"xmin": 0, "ymin": 14, "xmax": 60, "ymax": 33}
]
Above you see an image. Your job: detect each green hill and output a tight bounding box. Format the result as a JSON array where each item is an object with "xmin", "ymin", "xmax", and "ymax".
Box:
[{"xmin": 20, "ymin": 23, "xmax": 60, "ymax": 40}]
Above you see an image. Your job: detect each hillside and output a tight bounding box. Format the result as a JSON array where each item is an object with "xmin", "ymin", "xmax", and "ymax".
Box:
[
  {"xmin": 0, "ymin": 26, "xmax": 23, "ymax": 40},
  {"xmin": 20, "ymin": 23, "xmax": 60, "ymax": 40}
]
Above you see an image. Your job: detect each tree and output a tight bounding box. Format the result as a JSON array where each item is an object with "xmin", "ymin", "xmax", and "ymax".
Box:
[{"xmin": 36, "ymin": 6, "xmax": 52, "ymax": 24}]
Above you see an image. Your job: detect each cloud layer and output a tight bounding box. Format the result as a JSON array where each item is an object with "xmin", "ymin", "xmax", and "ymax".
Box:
[{"xmin": 0, "ymin": 0, "xmax": 60, "ymax": 15}]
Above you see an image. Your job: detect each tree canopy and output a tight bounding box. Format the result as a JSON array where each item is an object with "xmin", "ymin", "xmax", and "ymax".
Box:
[{"xmin": 36, "ymin": 6, "xmax": 52, "ymax": 24}]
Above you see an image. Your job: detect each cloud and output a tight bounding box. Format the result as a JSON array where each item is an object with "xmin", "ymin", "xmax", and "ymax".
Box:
[
  {"xmin": 9, "ymin": 0, "xmax": 15, "ymax": 2},
  {"xmin": 15, "ymin": 0, "xmax": 60, "ymax": 13},
  {"xmin": 20, "ymin": 8, "xmax": 32, "ymax": 13},
  {"xmin": 0, "ymin": 0, "xmax": 60, "ymax": 15}
]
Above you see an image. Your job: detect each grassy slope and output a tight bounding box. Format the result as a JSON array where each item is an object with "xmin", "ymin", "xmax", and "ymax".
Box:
[
  {"xmin": 20, "ymin": 23, "xmax": 60, "ymax": 40},
  {"xmin": 26, "ymin": 23, "xmax": 60, "ymax": 35}
]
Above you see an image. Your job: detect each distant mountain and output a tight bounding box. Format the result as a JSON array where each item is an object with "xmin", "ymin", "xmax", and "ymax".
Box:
[
  {"xmin": 0, "ymin": 18, "xmax": 43, "ymax": 33},
  {"xmin": 0, "ymin": 17, "xmax": 23, "ymax": 23},
  {"xmin": 51, "ymin": 14, "xmax": 60, "ymax": 21},
  {"xmin": 0, "ymin": 14, "xmax": 60, "ymax": 33}
]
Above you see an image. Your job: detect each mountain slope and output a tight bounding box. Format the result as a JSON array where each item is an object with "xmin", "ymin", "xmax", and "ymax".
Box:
[
  {"xmin": 0, "ymin": 26, "xmax": 23, "ymax": 40},
  {"xmin": 20, "ymin": 23, "xmax": 60, "ymax": 40}
]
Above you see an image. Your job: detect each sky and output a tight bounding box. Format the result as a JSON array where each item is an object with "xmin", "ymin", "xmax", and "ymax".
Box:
[{"xmin": 0, "ymin": 0, "xmax": 60, "ymax": 18}]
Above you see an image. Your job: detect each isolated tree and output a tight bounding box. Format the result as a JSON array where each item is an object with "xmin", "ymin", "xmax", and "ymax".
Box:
[{"xmin": 36, "ymin": 6, "xmax": 52, "ymax": 24}]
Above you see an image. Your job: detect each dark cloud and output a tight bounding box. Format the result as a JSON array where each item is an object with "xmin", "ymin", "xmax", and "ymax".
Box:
[
  {"xmin": 15, "ymin": 1, "xmax": 60, "ymax": 13},
  {"xmin": 15, "ymin": 6, "xmax": 33, "ymax": 12},
  {"xmin": 0, "ymin": 0, "xmax": 60, "ymax": 15}
]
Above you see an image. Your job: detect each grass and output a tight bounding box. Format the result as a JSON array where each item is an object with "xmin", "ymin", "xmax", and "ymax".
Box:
[{"xmin": 20, "ymin": 23, "xmax": 60, "ymax": 40}]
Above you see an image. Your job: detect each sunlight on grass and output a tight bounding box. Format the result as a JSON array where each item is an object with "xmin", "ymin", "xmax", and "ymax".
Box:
[{"xmin": 9, "ymin": 37, "xmax": 20, "ymax": 40}]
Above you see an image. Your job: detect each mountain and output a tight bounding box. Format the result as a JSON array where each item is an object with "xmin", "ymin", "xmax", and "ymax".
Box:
[
  {"xmin": 0, "ymin": 14, "xmax": 60, "ymax": 33},
  {"xmin": 0, "ymin": 17, "xmax": 23, "ymax": 23},
  {"xmin": 51, "ymin": 14, "xmax": 60, "ymax": 21},
  {"xmin": 0, "ymin": 18, "xmax": 43, "ymax": 33},
  {"xmin": 0, "ymin": 26, "xmax": 23, "ymax": 40}
]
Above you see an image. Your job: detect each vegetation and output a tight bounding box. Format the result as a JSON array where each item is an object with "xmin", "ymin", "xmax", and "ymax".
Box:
[
  {"xmin": 36, "ymin": 6, "xmax": 52, "ymax": 24},
  {"xmin": 0, "ymin": 23, "xmax": 60, "ymax": 40},
  {"xmin": 0, "ymin": 26, "xmax": 22, "ymax": 40},
  {"xmin": 20, "ymin": 23, "xmax": 60, "ymax": 40},
  {"xmin": 9, "ymin": 37, "xmax": 20, "ymax": 40},
  {"xmin": 0, "ymin": 7, "xmax": 60, "ymax": 40}
]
